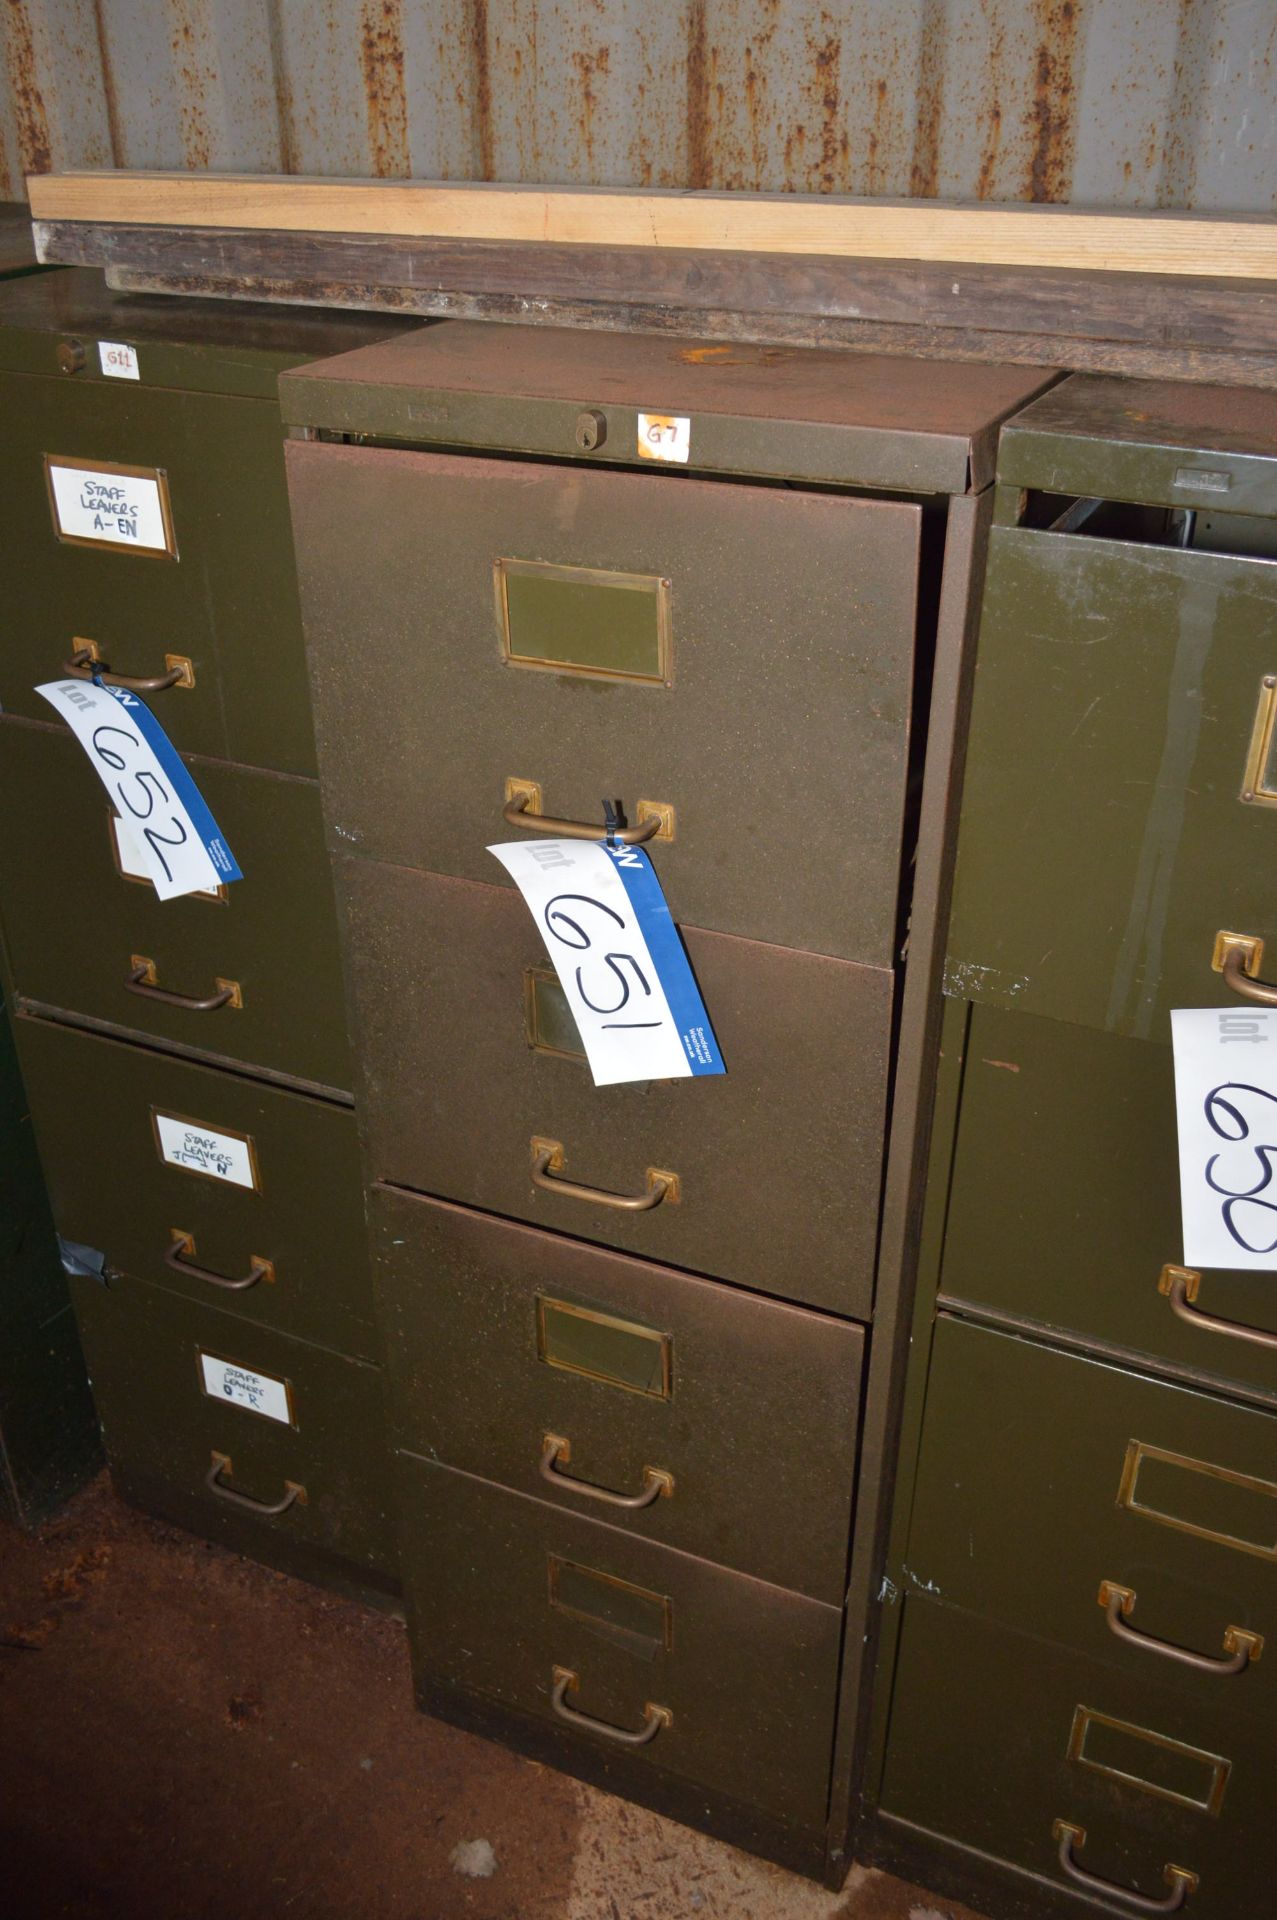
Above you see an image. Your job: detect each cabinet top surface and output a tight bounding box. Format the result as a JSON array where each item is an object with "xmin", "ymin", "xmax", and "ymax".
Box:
[
  {"xmin": 1000, "ymin": 370, "xmax": 1277, "ymax": 485},
  {"xmin": 281, "ymin": 319, "xmax": 1051, "ymax": 493}
]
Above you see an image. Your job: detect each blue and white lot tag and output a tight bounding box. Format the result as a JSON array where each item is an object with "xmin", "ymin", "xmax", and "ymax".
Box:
[
  {"xmin": 35, "ymin": 678, "xmax": 241, "ymax": 901},
  {"xmin": 1172, "ymin": 1006, "xmax": 1277, "ymax": 1269},
  {"xmin": 488, "ymin": 837, "xmax": 725, "ymax": 1088}
]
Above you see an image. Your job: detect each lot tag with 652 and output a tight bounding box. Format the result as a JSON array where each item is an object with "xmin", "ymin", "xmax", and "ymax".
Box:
[
  {"xmin": 35, "ymin": 677, "xmax": 241, "ymax": 900},
  {"xmin": 488, "ymin": 836, "xmax": 724, "ymax": 1088},
  {"xmin": 1172, "ymin": 1006, "xmax": 1277, "ymax": 1268}
]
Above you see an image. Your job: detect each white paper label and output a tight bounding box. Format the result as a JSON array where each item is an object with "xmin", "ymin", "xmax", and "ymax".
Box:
[
  {"xmin": 155, "ymin": 1111, "xmax": 257, "ymax": 1190},
  {"xmin": 47, "ymin": 460, "xmax": 169, "ymax": 550},
  {"xmin": 1172, "ymin": 1006, "xmax": 1277, "ymax": 1267},
  {"xmin": 35, "ymin": 678, "xmax": 238, "ymax": 900},
  {"xmin": 98, "ymin": 340, "xmax": 139, "ymax": 381},
  {"xmin": 487, "ymin": 837, "xmax": 724, "ymax": 1087},
  {"xmin": 199, "ymin": 1352, "xmax": 292, "ymax": 1425},
  {"xmin": 111, "ymin": 811, "xmax": 153, "ymax": 883},
  {"xmin": 637, "ymin": 413, "xmax": 691, "ymax": 464}
]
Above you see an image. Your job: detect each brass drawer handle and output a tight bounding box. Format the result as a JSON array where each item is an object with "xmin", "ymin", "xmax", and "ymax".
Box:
[
  {"xmin": 1213, "ymin": 931, "xmax": 1277, "ymax": 1006},
  {"xmin": 1098, "ymin": 1581, "xmax": 1263, "ymax": 1675},
  {"xmin": 531, "ymin": 1137, "xmax": 679, "ymax": 1212},
  {"xmin": 1053, "ymin": 1822, "xmax": 1197, "ymax": 1913},
  {"xmin": 539, "ymin": 1433, "xmax": 673, "ymax": 1510},
  {"xmin": 1159, "ymin": 1263, "xmax": 1277, "ymax": 1351},
  {"xmin": 205, "ymin": 1450, "xmax": 306, "ymax": 1517},
  {"xmin": 165, "ymin": 1231, "xmax": 274, "ymax": 1294},
  {"xmin": 126, "ymin": 956, "xmax": 242, "ymax": 1012},
  {"xmin": 503, "ymin": 778, "xmax": 669, "ymax": 844},
  {"xmin": 64, "ymin": 643, "xmax": 193, "ymax": 693},
  {"xmin": 550, "ymin": 1666, "xmax": 671, "ymax": 1747}
]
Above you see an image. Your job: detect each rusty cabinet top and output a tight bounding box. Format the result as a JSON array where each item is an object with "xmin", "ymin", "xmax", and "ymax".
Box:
[
  {"xmin": 998, "ymin": 370, "xmax": 1277, "ymax": 515},
  {"xmin": 280, "ymin": 320, "xmax": 1050, "ymax": 494},
  {"xmin": 0, "ymin": 266, "xmax": 419, "ymax": 399}
]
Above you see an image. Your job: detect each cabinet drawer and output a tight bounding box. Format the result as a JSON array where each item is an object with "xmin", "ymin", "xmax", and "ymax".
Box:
[
  {"xmin": 0, "ymin": 370, "xmax": 318, "ymax": 775},
  {"xmin": 948, "ymin": 524, "xmax": 1277, "ymax": 1037},
  {"xmin": 0, "ymin": 721, "xmax": 350, "ymax": 1092},
  {"xmin": 344, "ymin": 860, "xmax": 891, "ymax": 1316},
  {"xmin": 16, "ymin": 1013, "xmax": 374, "ymax": 1361},
  {"xmin": 399, "ymin": 1455, "xmax": 842, "ymax": 1832},
  {"xmin": 909, "ymin": 1319, "xmax": 1277, "ymax": 1723},
  {"xmin": 882, "ymin": 1597, "xmax": 1273, "ymax": 1920},
  {"xmin": 373, "ymin": 1187, "xmax": 862, "ymax": 1601},
  {"xmin": 71, "ymin": 1270, "xmax": 395, "ymax": 1582},
  {"xmin": 942, "ymin": 1004, "xmax": 1277, "ymax": 1401},
  {"xmin": 288, "ymin": 440, "xmax": 919, "ymax": 966}
]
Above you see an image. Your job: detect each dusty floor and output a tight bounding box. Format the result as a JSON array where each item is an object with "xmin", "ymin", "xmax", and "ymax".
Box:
[{"xmin": 0, "ymin": 1475, "xmax": 987, "ymax": 1920}]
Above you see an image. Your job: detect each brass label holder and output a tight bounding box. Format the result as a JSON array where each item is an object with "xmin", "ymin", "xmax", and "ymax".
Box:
[{"xmin": 1241, "ymin": 675, "xmax": 1277, "ymax": 806}]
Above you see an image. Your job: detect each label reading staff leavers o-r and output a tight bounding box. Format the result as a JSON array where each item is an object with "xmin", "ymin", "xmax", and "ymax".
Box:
[
  {"xmin": 35, "ymin": 677, "xmax": 241, "ymax": 901},
  {"xmin": 488, "ymin": 836, "xmax": 724, "ymax": 1088}
]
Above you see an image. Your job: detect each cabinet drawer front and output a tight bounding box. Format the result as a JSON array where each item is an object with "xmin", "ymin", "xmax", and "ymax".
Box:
[
  {"xmin": 398, "ymin": 1456, "xmax": 842, "ymax": 1829},
  {"xmin": 0, "ymin": 374, "xmax": 317, "ymax": 775},
  {"xmin": 0, "ymin": 722, "xmax": 350, "ymax": 1092},
  {"xmin": 16, "ymin": 1013, "xmax": 373, "ymax": 1360},
  {"xmin": 373, "ymin": 1187, "xmax": 863, "ymax": 1602},
  {"xmin": 288, "ymin": 440, "xmax": 919, "ymax": 966},
  {"xmin": 943, "ymin": 1004, "xmax": 1277, "ymax": 1402},
  {"xmin": 908, "ymin": 1319, "xmax": 1277, "ymax": 1722},
  {"xmin": 71, "ymin": 1270, "xmax": 394, "ymax": 1574},
  {"xmin": 344, "ymin": 860, "xmax": 891, "ymax": 1316},
  {"xmin": 948, "ymin": 526, "xmax": 1277, "ymax": 1038},
  {"xmin": 882, "ymin": 1597, "xmax": 1273, "ymax": 1920}
]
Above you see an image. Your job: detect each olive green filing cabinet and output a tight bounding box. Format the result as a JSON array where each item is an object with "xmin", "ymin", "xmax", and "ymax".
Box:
[
  {"xmin": 0, "ymin": 268, "xmax": 415, "ymax": 1602},
  {"xmin": 281, "ymin": 322, "xmax": 1050, "ymax": 1878},
  {"xmin": 0, "ymin": 216, "xmax": 94, "ymax": 1531},
  {"xmin": 865, "ymin": 378, "xmax": 1277, "ymax": 1920}
]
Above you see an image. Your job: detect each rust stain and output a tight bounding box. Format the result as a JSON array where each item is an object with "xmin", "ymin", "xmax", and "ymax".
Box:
[
  {"xmin": 680, "ymin": 344, "xmax": 792, "ymax": 365},
  {"xmin": 471, "ymin": 0, "xmax": 494, "ymax": 181},
  {"xmin": 91, "ymin": 0, "xmax": 125, "ymax": 165},
  {"xmin": 811, "ymin": 31, "xmax": 848, "ymax": 193},
  {"xmin": 975, "ymin": 13, "xmax": 1007, "ymax": 201},
  {"xmin": 866, "ymin": 76, "xmax": 891, "ymax": 196},
  {"xmin": 572, "ymin": 43, "xmax": 611, "ymax": 174},
  {"xmin": 981, "ymin": 1058, "xmax": 1022, "ymax": 1073},
  {"xmin": 1026, "ymin": 0, "xmax": 1079, "ymax": 201},
  {"xmin": 6, "ymin": 0, "xmax": 53, "ymax": 177},
  {"xmin": 686, "ymin": 0, "xmax": 711, "ymax": 189},
  {"xmin": 359, "ymin": 0, "xmax": 410, "ymax": 178},
  {"xmin": 910, "ymin": 0, "xmax": 948, "ymax": 197},
  {"xmin": 170, "ymin": 0, "xmax": 213, "ymax": 171}
]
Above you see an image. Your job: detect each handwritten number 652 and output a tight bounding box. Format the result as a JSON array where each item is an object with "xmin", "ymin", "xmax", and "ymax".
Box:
[{"xmin": 1203, "ymin": 1082, "xmax": 1277, "ymax": 1254}]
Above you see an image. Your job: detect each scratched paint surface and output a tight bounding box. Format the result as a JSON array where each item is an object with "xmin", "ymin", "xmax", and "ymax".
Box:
[{"xmin": 1, "ymin": 1, "xmax": 1274, "ymax": 208}]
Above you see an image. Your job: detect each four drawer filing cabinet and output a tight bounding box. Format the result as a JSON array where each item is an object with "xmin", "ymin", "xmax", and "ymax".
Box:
[
  {"xmin": 0, "ymin": 228, "xmax": 100, "ymax": 1529},
  {"xmin": 868, "ymin": 378, "xmax": 1277, "ymax": 1916},
  {"xmin": 280, "ymin": 323, "xmax": 1047, "ymax": 1877},
  {"xmin": 0, "ymin": 268, "xmax": 409, "ymax": 1602}
]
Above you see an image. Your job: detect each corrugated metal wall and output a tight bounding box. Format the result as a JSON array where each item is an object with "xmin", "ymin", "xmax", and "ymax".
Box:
[{"xmin": 2, "ymin": 1, "xmax": 1274, "ymax": 211}]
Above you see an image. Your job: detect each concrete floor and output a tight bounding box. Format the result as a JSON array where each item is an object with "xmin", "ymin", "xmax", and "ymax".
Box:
[{"xmin": 0, "ymin": 1474, "xmax": 988, "ymax": 1920}]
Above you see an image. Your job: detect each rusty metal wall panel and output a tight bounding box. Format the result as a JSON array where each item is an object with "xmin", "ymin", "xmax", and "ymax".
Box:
[{"xmin": 3, "ymin": 2, "xmax": 1275, "ymax": 210}]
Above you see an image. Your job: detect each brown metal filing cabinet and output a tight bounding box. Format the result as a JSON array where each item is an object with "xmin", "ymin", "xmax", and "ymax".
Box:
[
  {"xmin": 865, "ymin": 379, "xmax": 1277, "ymax": 1918},
  {"xmin": 280, "ymin": 322, "xmax": 1048, "ymax": 1878},
  {"xmin": 0, "ymin": 268, "xmax": 412, "ymax": 1601}
]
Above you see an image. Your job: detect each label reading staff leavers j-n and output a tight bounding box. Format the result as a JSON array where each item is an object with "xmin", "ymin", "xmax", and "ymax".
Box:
[
  {"xmin": 488, "ymin": 836, "xmax": 724, "ymax": 1089},
  {"xmin": 154, "ymin": 1112, "xmax": 257, "ymax": 1190},
  {"xmin": 35, "ymin": 677, "xmax": 241, "ymax": 901}
]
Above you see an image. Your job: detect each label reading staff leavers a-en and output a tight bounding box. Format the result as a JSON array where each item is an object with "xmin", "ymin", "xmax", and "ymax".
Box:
[
  {"xmin": 35, "ymin": 677, "xmax": 241, "ymax": 901},
  {"xmin": 488, "ymin": 836, "xmax": 725, "ymax": 1088},
  {"xmin": 46, "ymin": 459, "xmax": 169, "ymax": 550},
  {"xmin": 1172, "ymin": 1005, "xmax": 1277, "ymax": 1268},
  {"xmin": 154, "ymin": 1111, "xmax": 257, "ymax": 1190},
  {"xmin": 199, "ymin": 1352, "xmax": 292, "ymax": 1425}
]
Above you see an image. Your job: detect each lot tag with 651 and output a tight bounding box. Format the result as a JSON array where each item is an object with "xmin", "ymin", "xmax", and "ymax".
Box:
[
  {"xmin": 488, "ymin": 836, "xmax": 724, "ymax": 1088},
  {"xmin": 36, "ymin": 677, "xmax": 241, "ymax": 900},
  {"xmin": 1172, "ymin": 1006, "xmax": 1277, "ymax": 1268}
]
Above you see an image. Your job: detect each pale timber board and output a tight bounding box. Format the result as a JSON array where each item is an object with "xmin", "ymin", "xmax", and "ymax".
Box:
[{"xmin": 25, "ymin": 171, "xmax": 1277, "ymax": 280}]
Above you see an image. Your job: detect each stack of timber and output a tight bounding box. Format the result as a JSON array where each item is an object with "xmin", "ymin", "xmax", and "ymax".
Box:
[{"xmin": 27, "ymin": 173, "xmax": 1277, "ymax": 387}]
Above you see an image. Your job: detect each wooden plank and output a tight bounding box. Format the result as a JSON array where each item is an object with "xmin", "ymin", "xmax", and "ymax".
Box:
[
  {"xmin": 27, "ymin": 171, "xmax": 1277, "ymax": 280},
  {"xmin": 36, "ymin": 222, "xmax": 1277, "ymax": 352}
]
